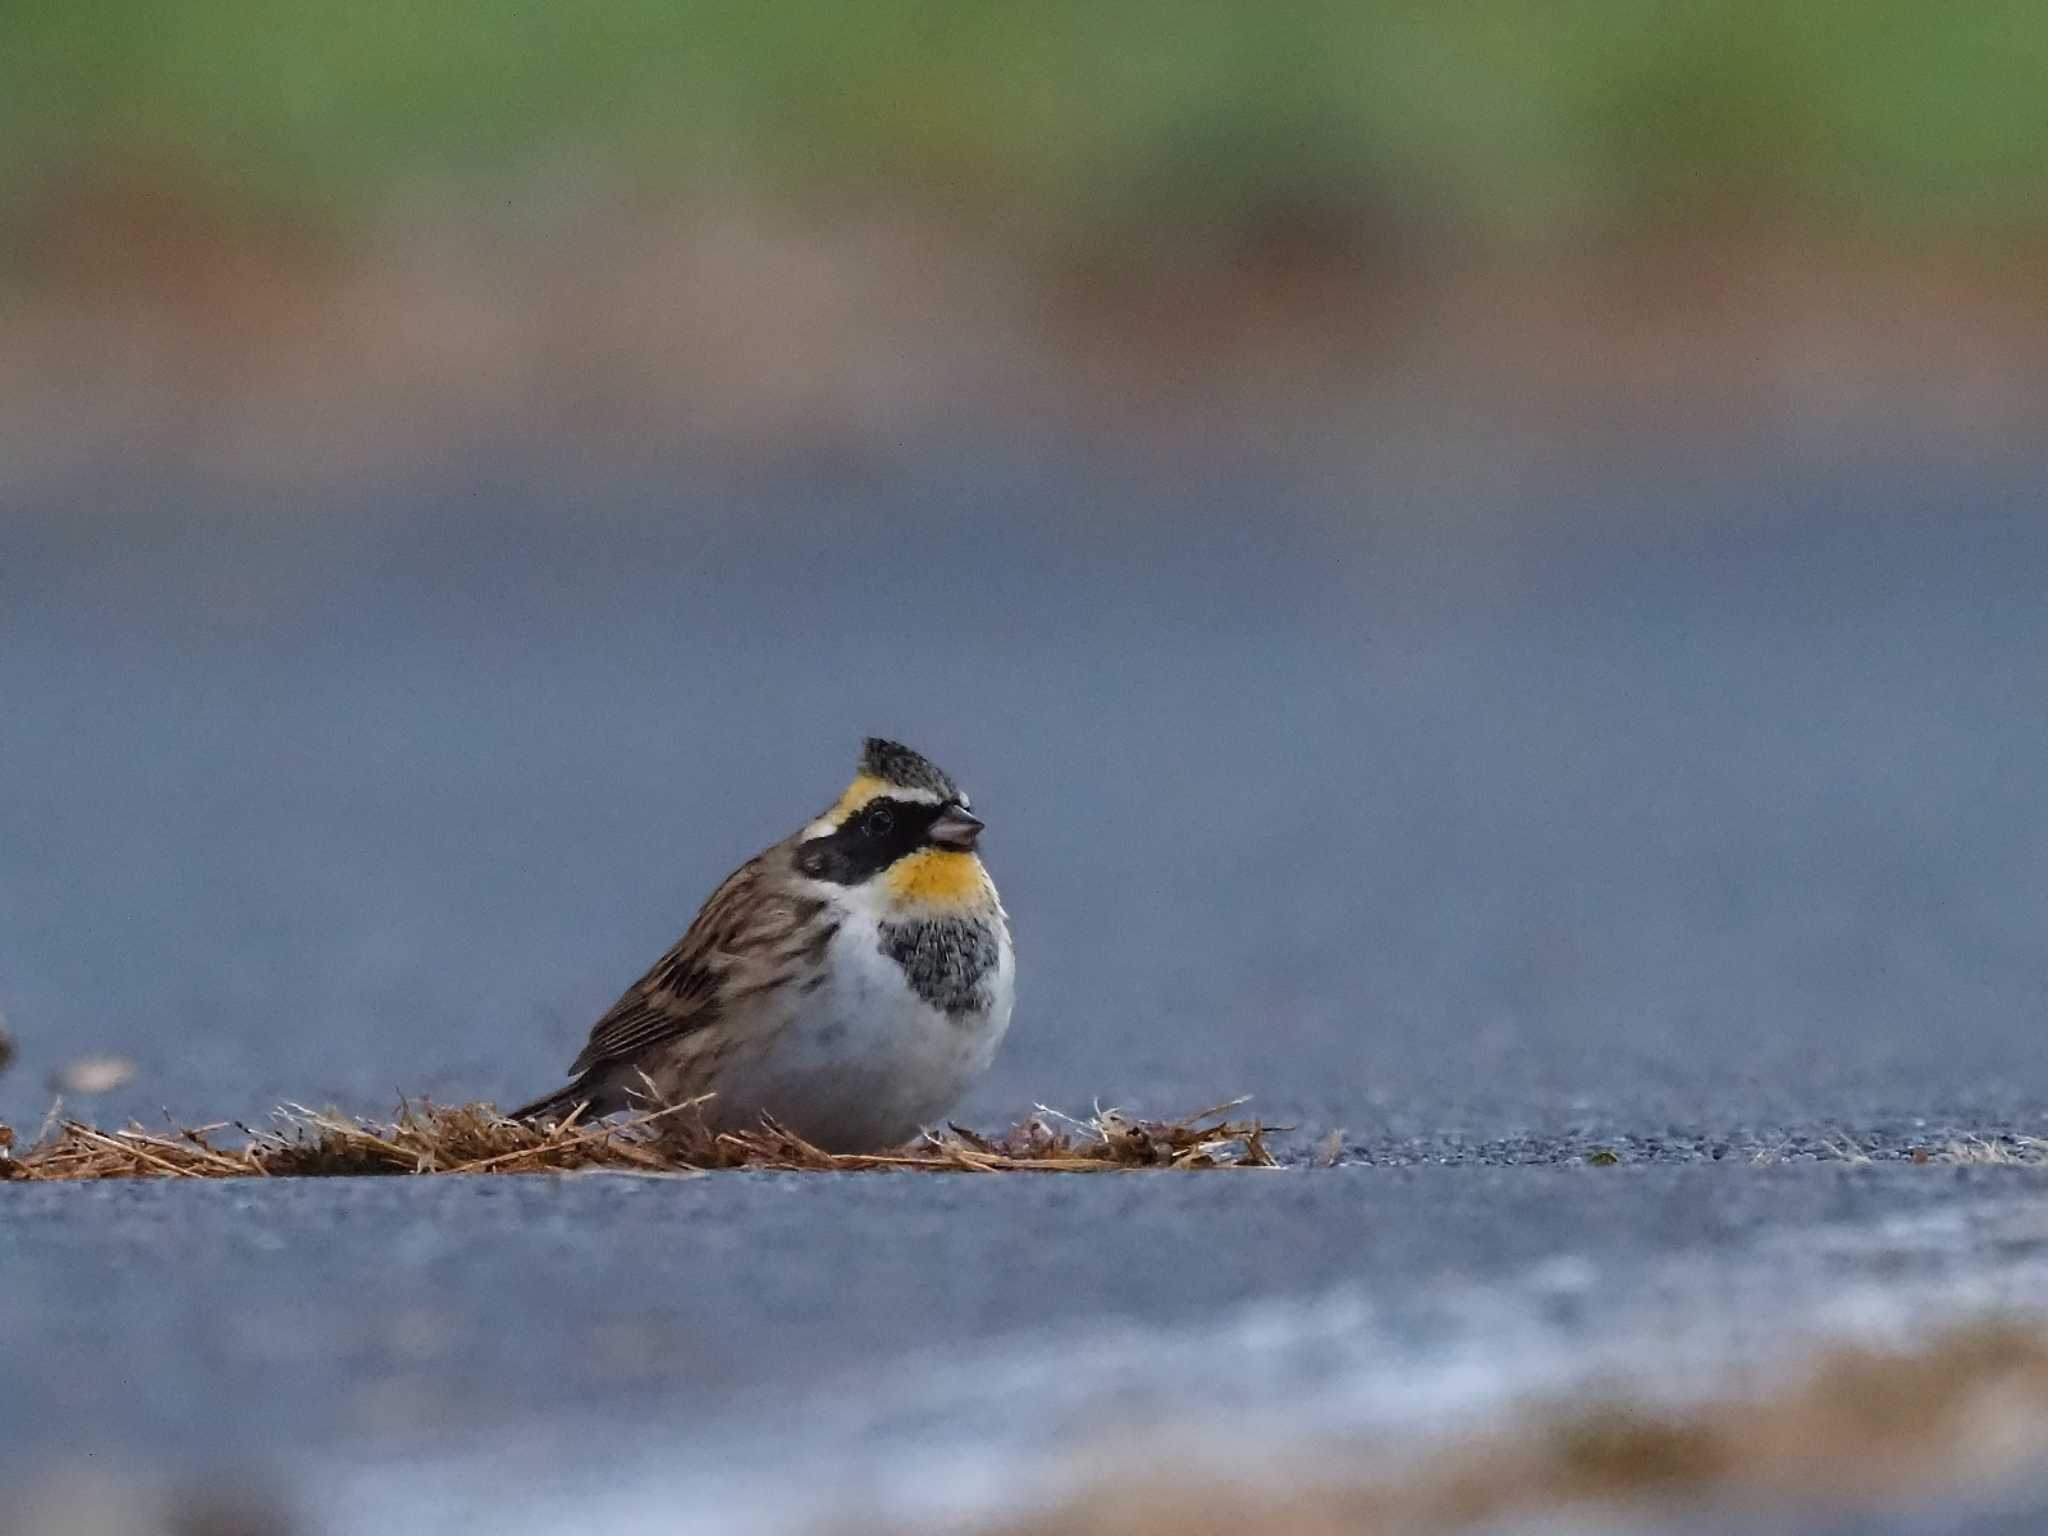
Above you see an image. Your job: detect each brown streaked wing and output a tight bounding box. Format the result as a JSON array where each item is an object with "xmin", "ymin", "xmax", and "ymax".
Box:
[{"xmin": 567, "ymin": 848, "xmax": 821, "ymax": 1076}]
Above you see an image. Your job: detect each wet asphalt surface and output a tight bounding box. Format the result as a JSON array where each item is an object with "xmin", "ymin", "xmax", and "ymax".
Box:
[
  {"xmin": 9, "ymin": 1163, "xmax": 2017, "ymax": 1465},
  {"xmin": 8, "ymin": 1164, "xmax": 2048, "ymax": 1533},
  {"xmin": 3, "ymin": 440, "xmax": 2047, "ymax": 1529}
]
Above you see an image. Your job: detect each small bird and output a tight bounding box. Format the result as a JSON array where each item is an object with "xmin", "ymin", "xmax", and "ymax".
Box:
[{"xmin": 513, "ymin": 738, "xmax": 1014, "ymax": 1151}]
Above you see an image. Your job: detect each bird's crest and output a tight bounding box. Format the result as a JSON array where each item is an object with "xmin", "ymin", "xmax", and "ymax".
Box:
[{"xmin": 858, "ymin": 738, "xmax": 963, "ymax": 803}]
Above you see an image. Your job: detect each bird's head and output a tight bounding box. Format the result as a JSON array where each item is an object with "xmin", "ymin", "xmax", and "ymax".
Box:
[{"xmin": 794, "ymin": 738, "xmax": 991, "ymax": 911}]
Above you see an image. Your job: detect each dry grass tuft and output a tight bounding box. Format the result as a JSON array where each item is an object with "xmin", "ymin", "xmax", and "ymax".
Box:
[
  {"xmin": 976, "ymin": 1322, "xmax": 2048, "ymax": 1535},
  {"xmin": 1923, "ymin": 1135, "xmax": 2048, "ymax": 1166},
  {"xmin": 0, "ymin": 1098, "xmax": 1278, "ymax": 1181}
]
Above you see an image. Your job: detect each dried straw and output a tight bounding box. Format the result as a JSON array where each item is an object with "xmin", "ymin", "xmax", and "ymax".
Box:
[{"xmin": 0, "ymin": 1097, "xmax": 1278, "ymax": 1180}]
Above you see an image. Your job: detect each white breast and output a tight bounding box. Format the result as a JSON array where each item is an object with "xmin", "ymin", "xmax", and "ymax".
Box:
[{"xmin": 709, "ymin": 895, "xmax": 1013, "ymax": 1151}]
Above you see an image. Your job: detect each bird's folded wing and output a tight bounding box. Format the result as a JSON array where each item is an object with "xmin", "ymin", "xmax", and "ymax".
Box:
[{"xmin": 567, "ymin": 853, "xmax": 825, "ymax": 1076}]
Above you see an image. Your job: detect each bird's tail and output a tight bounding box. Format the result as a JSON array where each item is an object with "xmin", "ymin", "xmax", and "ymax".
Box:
[{"xmin": 506, "ymin": 1082, "xmax": 595, "ymax": 1124}]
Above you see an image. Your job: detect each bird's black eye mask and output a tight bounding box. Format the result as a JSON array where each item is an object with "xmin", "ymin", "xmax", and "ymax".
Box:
[{"xmin": 796, "ymin": 796, "xmax": 945, "ymax": 885}]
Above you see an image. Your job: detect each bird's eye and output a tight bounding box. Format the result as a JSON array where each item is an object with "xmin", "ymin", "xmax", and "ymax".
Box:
[{"xmin": 862, "ymin": 807, "xmax": 894, "ymax": 838}]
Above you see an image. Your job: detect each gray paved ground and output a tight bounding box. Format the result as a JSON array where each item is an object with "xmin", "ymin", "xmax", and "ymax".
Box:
[
  {"xmin": 6, "ymin": 1163, "xmax": 2013, "ymax": 1465},
  {"xmin": 4, "ymin": 440, "xmax": 2046, "ymax": 1529},
  {"xmin": 4, "ymin": 449, "xmax": 2045, "ymax": 1144},
  {"xmin": 8, "ymin": 1165, "xmax": 2048, "ymax": 1532}
]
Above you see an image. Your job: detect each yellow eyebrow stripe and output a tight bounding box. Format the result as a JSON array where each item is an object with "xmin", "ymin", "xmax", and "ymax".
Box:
[{"xmin": 821, "ymin": 774, "xmax": 893, "ymax": 829}]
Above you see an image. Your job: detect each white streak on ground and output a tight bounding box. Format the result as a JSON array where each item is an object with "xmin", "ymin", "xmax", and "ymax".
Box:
[{"xmin": 308, "ymin": 1191, "xmax": 2048, "ymax": 1535}]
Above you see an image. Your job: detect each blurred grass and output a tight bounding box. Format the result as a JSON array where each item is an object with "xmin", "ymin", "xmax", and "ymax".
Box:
[{"xmin": 5, "ymin": 1, "xmax": 2045, "ymax": 253}]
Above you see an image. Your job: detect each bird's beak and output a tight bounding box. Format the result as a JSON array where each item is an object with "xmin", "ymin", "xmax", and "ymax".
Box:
[{"xmin": 928, "ymin": 805, "xmax": 986, "ymax": 851}]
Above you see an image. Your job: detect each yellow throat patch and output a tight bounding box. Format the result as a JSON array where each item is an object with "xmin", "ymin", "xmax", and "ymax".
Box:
[{"xmin": 881, "ymin": 847, "xmax": 990, "ymax": 910}]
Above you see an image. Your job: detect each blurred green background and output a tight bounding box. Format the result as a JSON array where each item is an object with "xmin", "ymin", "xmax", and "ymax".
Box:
[
  {"xmin": 8, "ymin": 2, "xmax": 2045, "ymax": 245},
  {"xmin": 4, "ymin": 3, "xmax": 2044, "ymax": 478}
]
